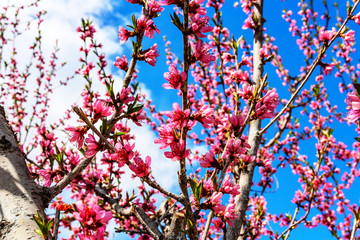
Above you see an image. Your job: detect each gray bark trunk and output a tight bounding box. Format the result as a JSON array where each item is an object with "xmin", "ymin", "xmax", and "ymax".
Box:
[
  {"xmin": 226, "ymin": 0, "xmax": 264, "ymax": 239},
  {"xmin": 0, "ymin": 107, "xmax": 46, "ymax": 240}
]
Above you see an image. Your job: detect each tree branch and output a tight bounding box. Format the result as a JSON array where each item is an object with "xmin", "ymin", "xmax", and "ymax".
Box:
[
  {"xmin": 49, "ymin": 156, "xmax": 93, "ymax": 200},
  {"xmin": 226, "ymin": 0, "xmax": 264, "ymax": 238}
]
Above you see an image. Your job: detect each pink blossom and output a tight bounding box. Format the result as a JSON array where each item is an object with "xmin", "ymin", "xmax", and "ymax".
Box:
[
  {"xmin": 222, "ymin": 53, "xmax": 234, "ymax": 64},
  {"xmin": 65, "ymin": 125, "xmax": 87, "ymax": 148},
  {"xmin": 242, "ymin": 15, "xmax": 254, "ymax": 30},
  {"xmin": 137, "ymin": 15, "xmax": 152, "ymax": 31},
  {"xmin": 154, "ymin": 122, "xmax": 177, "ymax": 149},
  {"xmin": 238, "ymin": 83, "xmax": 254, "ymax": 102},
  {"xmin": 345, "ymin": 92, "xmax": 360, "ymax": 123},
  {"xmin": 194, "ymin": 40, "xmax": 216, "ymax": 64},
  {"xmin": 163, "ymin": 102, "xmax": 191, "ymax": 127},
  {"xmin": 220, "ymin": 175, "xmax": 240, "ymax": 195},
  {"xmin": 207, "ymin": 192, "xmax": 226, "ymax": 213},
  {"xmin": 148, "ymin": 0, "xmax": 164, "ymax": 15},
  {"xmin": 211, "ymin": 217, "xmax": 225, "ymax": 231},
  {"xmin": 82, "ymin": 62, "xmax": 95, "ymax": 76},
  {"xmin": 203, "ymin": 178, "xmax": 214, "ymax": 192},
  {"xmin": 103, "ymin": 142, "xmax": 135, "ymax": 167},
  {"xmin": 92, "ymin": 100, "xmax": 113, "ymax": 121},
  {"xmin": 163, "ymin": 64, "xmax": 187, "ymax": 90},
  {"xmin": 322, "ymin": 63, "xmax": 335, "ymax": 76},
  {"xmin": 142, "ymin": 44, "xmax": 159, "ymax": 66},
  {"xmin": 159, "ymin": 0, "xmax": 182, "ymax": 6},
  {"xmin": 114, "ymin": 55, "xmax": 128, "ymax": 71},
  {"xmin": 118, "ymin": 26, "xmax": 132, "ymax": 44},
  {"xmin": 129, "ymin": 108, "xmax": 147, "ymax": 126},
  {"xmin": 164, "ymin": 139, "xmax": 190, "ymax": 161},
  {"xmin": 189, "ymin": 0, "xmax": 207, "ymax": 15},
  {"xmin": 254, "ymin": 89, "xmax": 279, "ymax": 119},
  {"xmin": 224, "ymin": 138, "xmax": 250, "ymax": 158},
  {"xmin": 229, "ymin": 114, "xmax": 246, "ymax": 132},
  {"xmin": 224, "ymin": 70, "xmax": 249, "ymax": 85},
  {"xmin": 192, "ymin": 105, "xmax": 214, "ymax": 128},
  {"xmin": 128, "ymin": 156, "xmax": 152, "ymax": 177},
  {"xmin": 353, "ymin": 12, "xmax": 360, "ymax": 25},
  {"xmin": 200, "ymin": 150, "xmax": 220, "ymax": 168},
  {"xmin": 118, "ymin": 87, "xmax": 135, "ymax": 104},
  {"xmin": 319, "ymin": 27, "xmax": 336, "ymax": 42},
  {"xmin": 137, "ymin": 15, "xmax": 160, "ymax": 38},
  {"xmin": 126, "ymin": 0, "xmax": 142, "ymax": 4},
  {"xmin": 38, "ymin": 168, "xmax": 53, "ymax": 187},
  {"xmin": 115, "ymin": 141, "xmax": 135, "ymax": 164},
  {"xmin": 224, "ymin": 203, "xmax": 237, "ymax": 226},
  {"xmin": 341, "ymin": 30, "xmax": 355, "ymax": 43},
  {"xmin": 84, "ymin": 134, "xmax": 102, "ymax": 158},
  {"xmin": 78, "ymin": 24, "xmax": 96, "ymax": 40},
  {"xmin": 259, "ymin": 47, "xmax": 271, "ymax": 61},
  {"xmin": 74, "ymin": 200, "xmax": 112, "ymax": 240},
  {"xmin": 190, "ymin": 14, "xmax": 213, "ymax": 38}
]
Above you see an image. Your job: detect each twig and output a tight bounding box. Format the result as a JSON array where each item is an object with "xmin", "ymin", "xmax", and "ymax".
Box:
[
  {"xmin": 95, "ymin": 184, "xmax": 164, "ymax": 239},
  {"xmin": 53, "ymin": 208, "xmax": 60, "ymax": 240},
  {"xmin": 115, "ymin": 228, "xmax": 149, "ymax": 234},
  {"xmin": 94, "ymin": 184, "xmax": 132, "ymax": 216},
  {"xmin": 131, "ymin": 203, "xmax": 164, "ymax": 240},
  {"xmin": 201, "ymin": 211, "xmax": 214, "ymax": 240},
  {"xmin": 158, "ymin": 201, "xmax": 177, "ymax": 224},
  {"xmin": 73, "ymin": 106, "xmax": 115, "ymax": 152},
  {"xmin": 276, "ymin": 143, "xmax": 327, "ymax": 240},
  {"xmin": 49, "ymin": 156, "xmax": 93, "ymax": 200},
  {"xmin": 143, "ymin": 176, "xmax": 182, "ymax": 202}
]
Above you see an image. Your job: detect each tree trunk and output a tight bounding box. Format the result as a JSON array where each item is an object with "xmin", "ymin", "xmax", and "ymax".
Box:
[
  {"xmin": 0, "ymin": 106, "xmax": 46, "ymax": 240},
  {"xmin": 226, "ymin": 0, "xmax": 264, "ymax": 239}
]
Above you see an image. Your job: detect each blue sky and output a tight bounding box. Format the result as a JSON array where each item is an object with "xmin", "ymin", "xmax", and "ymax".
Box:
[{"xmin": 4, "ymin": 0, "xmax": 360, "ymax": 239}]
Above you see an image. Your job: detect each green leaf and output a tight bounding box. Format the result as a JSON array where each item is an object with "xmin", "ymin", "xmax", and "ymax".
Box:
[
  {"xmin": 128, "ymin": 104, "xmax": 143, "ymax": 114},
  {"xmin": 132, "ymin": 14, "xmax": 137, "ymax": 29},
  {"xmin": 33, "ymin": 212, "xmax": 43, "ymax": 228},
  {"xmin": 353, "ymin": 208, "xmax": 359, "ymax": 221},
  {"xmin": 312, "ymin": 84, "xmax": 320, "ymax": 96},
  {"xmin": 252, "ymin": 13, "xmax": 259, "ymax": 26},
  {"xmin": 34, "ymin": 229, "xmax": 44, "ymax": 237},
  {"xmin": 46, "ymin": 218, "xmax": 54, "ymax": 234},
  {"xmin": 114, "ymin": 131, "xmax": 127, "ymax": 136},
  {"xmin": 265, "ymin": 55, "xmax": 275, "ymax": 63},
  {"xmin": 100, "ymin": 118, "xmax": 109, "ymax": 134},
  {"xmin": 170, "ymin": 13, "xmax": 183, "ymax": 31},
  {"xmin": 355, "ymin": 137, "xmax": 360, "ymax": 142},
  {"xmin": 195, "ymin": 182, "xmax": 203, "ymax": 203},
  {"xmin": 189, "ymin": 178, "xmax": 197, "ymax": 194}
]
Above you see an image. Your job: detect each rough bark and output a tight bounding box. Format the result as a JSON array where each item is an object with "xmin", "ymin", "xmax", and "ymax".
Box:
[
  {"xmin": 0, "ymin": 106, "xmax": 46, "ymax": 240},
  {"xmin": 226, "ymin": 0, "xmax": 264, "ymax": 239},
  {"xmin": 164, "ymin": 212, "xmax": 186, "ymax": 240}
]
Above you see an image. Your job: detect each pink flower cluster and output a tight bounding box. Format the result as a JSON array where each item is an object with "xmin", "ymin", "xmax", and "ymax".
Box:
[
  {"xmin": 92, "ymin": 100, "xmax": 113, "ymax": 121},
  {"xmin": 114, "ymin": 55, "xmax": 128, "ymax": 71},
  {"xmin": 194, "ymin": 40, "xmax": 216, "ymax": 64},
  {"xmin": 163, "ymin": 64, "xmax": 187, "ymax": 90},
  {"xmin": 345, "ymin": 91, "xmax": 360, "ymax": 123},
  {"xmin": 204, "ymin": 192, "xmax": 237, "ymax": 225},
  {"xmin": 254, "ymin": 89, "xmax": 279, "ymax": 119},
  {"xmin": 74, "ymin": 199, "xmax": 112, "ymax": 240},
  {"xmin": 319, "ymin": 27, "xmax": 336, "ymax": 42}
]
